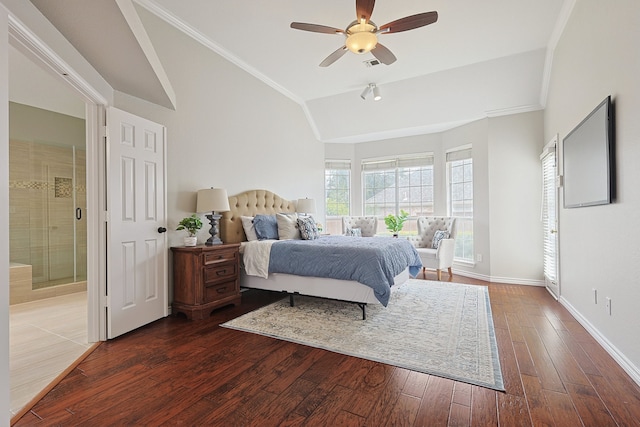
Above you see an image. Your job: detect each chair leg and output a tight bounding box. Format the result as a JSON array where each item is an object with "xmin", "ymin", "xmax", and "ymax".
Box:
[
  {"xmin": 436, "ymin": 269, "xmax": 442, "ymax": 281},
  {"xmin": 448, "ymin": 267, "xmax": 453, "ymax": 278}
]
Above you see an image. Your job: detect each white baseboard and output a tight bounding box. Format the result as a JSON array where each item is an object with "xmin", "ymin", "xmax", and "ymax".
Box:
[
  {"xmin": 559, "ymin": 297, "xmax": 640, "ymax": 387},
  {"xmin": 452, "ymin": 269, "xmax": 545, "ymax": 287}
]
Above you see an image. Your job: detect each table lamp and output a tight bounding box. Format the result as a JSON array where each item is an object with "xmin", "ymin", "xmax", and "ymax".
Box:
[{"xmin": 196, "ymin": 188, "xmax": 230, "ymax": 245}]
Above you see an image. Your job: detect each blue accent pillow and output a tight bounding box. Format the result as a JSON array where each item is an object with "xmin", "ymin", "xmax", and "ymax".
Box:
[
  {"xmin": 297, "ymin": 216, "xmax": 319, "ymax": 240},
  {"xmin": 432, "ymin": 230, "xmax": 450, "ymax": 249},
  {"xmin": 346, "ymin": 227, "xmax": 362, "ymax": 237},
  {"xmin": 253, "ymin": 214, "xmax": 279, "ymax": 240}
]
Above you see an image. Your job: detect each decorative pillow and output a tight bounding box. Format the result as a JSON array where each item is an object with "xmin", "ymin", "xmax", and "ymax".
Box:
[
  {"xmin": 297, "ymin": 216, "xmax": 319, "ymax": 240},
  {"xmin": 253, "ymin": 214, "xmax": 279, "ymax": 240},
  {"xmin": 346, "ymin": 227, "xmax": 362, "ymax": 237},
  {"xmin": 276, "ymin": 213, "xmax": 300, "ymax": 240},
  {"xmin": 432, "ymin": 230, "xmax": 450, "ymax": 249},
  {"xmin": 240, "ymin": 216, "xmax": 258, "ymax": 241}
]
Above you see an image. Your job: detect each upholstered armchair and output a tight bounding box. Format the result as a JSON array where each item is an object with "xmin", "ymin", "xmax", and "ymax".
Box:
[
  {"xmin": 341, "ymin": 216, "xmax": 378, "ymax": 237},
  {"xmin": 408, "ymin": 217, "xmax": 457, "ymax": 281}
]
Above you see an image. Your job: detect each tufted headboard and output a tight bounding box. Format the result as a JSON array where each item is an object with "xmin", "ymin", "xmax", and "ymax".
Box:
[{"xmin": 220, "ymin": 189, "xmax": 296, "ymax": 244}]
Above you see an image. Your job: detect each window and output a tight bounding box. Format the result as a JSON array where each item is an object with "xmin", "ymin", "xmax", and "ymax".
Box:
[
  {"xmin": 447, "ymin": 148, "xmax": 473, "ymax": 262},
  {"xmin": 362, "ymin": 155, "xmax": 434, "ymax": 235},
  {"xmin": 325, "ymin": 160, "xmax": 351, "ymax": 235}
]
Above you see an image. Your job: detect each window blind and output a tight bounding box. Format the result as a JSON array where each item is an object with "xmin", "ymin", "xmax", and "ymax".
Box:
[
  {"xmin": 325, "ymin": 160, "xmax": 351, "ymax": 170},
  {"xmin": 446, "ymin": 148, "xmax": 472, "ymax": 162},
  {"xmin": 362, "ymin": 155, "xmax": 433, "ymax": 171},
  {"xmin": 541, "ymin": 150, "xmax": 557, "ymax": 283}
]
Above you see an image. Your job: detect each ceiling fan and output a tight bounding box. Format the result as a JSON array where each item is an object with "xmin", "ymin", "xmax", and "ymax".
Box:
[{"xmin": 291, "ymin": 0, "xmax": 438, "ymax": 67}]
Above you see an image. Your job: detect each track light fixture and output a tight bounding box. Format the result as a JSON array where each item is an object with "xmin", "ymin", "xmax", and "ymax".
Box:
[{"xmin": 360, "ymin": 83, "xmax": 381, "ymax": 101}]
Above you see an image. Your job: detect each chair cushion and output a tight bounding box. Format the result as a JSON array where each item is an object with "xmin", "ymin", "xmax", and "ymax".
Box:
[{"xmin": 415, "ymin": 247, "xmax": 437, "ymax": 260}]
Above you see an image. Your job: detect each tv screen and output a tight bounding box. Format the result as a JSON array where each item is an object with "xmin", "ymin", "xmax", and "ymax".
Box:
[{"xmin": 562, "ymin": 96, "xmax": 614, "ymax": 208}]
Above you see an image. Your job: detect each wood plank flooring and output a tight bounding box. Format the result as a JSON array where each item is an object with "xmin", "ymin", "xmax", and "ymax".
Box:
[{"xmin": 14, "ymin": 276, "xmax": 640, "ymax": 426}]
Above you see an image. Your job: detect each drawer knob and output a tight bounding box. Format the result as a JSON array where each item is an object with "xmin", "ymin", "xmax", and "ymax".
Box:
[
  {"xmin": 217, "ymin": 287, "xmax": 227, "ymax": 294},
  {"xmin": 216, "ymin": 269, "xmax": 227, "ymax": 276}
]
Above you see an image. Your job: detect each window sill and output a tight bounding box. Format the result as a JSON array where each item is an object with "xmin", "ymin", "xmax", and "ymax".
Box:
[{"xmin": 453, "ymin": 259, "xmax": 476, "ymax": 268}]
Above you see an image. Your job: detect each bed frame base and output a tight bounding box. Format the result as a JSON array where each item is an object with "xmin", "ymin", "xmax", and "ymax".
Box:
[{"xmin": 286, "ymin": 291, "xmax": 368, "ymax": 320}]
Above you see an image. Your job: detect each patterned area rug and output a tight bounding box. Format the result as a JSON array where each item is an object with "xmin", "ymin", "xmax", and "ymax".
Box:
[{"xmin": 222, "ymin": 280, "xmax": 504, "ymax": 391}]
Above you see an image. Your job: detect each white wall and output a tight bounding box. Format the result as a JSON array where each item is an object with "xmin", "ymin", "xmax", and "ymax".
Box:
[
  {"xmin": 544, "ymin": 0, "xmax": 640, "ymax": 378},
  {"xmin": 115, "ymin": 7, "xmax": 324, "ymax": 248},
  {"xmin": 326, "ymin": 112, "xmax": 544, "ymax": 283},
  {"xmin": 488, "ymin": 112, "xmax": 544, "ymax": 283}
]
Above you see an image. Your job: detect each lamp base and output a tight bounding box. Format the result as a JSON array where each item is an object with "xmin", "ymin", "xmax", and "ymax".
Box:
[{"xmin": 205, "ymin": 213, "xmax": 223, "ymax": 245}]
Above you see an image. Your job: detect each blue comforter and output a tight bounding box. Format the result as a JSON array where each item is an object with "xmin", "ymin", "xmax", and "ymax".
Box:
[{"xmin": 268, "ymin": 235, "xmax": 422, "ymax": 306}]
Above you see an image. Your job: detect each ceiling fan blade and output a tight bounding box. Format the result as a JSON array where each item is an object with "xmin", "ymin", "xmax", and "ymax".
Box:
[
  {"xmin": 371, "ymin": 43, "xmax": 396, "ymax": 65},
  {"xmin": 290, "ymin": 22, "xmax": 344, "ymax": 34},
  {"xmin": 379, "ymin": 11, "xmax": 438, "ymax": 34},
  {"xmin": 319, "ymin": 46, "xmax": 348, "ymax": 67},
  {"xmin": 356, "ymin": 0, "xmax": 375, "ymax": 22}
]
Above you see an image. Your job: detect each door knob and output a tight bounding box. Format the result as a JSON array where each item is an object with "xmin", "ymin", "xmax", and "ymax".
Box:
[{"xmin": 157, "ymin": 227, "xmax": 167, "ymax": 233}]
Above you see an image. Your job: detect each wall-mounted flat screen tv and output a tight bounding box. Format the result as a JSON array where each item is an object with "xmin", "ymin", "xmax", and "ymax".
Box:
[{"xmin": 562, "ymin": 96, "xmax": 614, "ymax": 208}]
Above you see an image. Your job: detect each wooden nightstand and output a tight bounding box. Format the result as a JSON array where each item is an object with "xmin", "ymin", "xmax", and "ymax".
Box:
[{"xmin": 171, "ymin": 243, "xmax": 241, "ymax": 320}]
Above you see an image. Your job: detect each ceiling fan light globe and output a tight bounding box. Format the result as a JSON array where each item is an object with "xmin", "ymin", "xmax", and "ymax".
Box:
[{"xmin": 345, "ymin": 21, "xmax": 378, "ymax": 54}]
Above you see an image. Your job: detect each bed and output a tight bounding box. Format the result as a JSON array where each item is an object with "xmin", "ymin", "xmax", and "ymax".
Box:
[{"xmin": 220, "ymin": 189, "xmax": 421, "ymax": 318}]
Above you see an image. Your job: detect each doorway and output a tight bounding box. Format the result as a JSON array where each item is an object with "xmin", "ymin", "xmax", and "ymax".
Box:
[{"xmin": 8, "ymin": 44, "xmax": 89, "ymax": 416}]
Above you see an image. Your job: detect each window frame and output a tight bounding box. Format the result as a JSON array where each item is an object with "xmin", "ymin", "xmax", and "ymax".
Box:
[
  {"xmin": 446, "ymin": 146, "xmax": 474, "ymax": 263},
  {"xmin": 362, "ymin": 154, "xmax": 434, "ymax": 235},
  {"xmin": 324, "ymin": 160, "xmax": 351, "ymax": 235}
]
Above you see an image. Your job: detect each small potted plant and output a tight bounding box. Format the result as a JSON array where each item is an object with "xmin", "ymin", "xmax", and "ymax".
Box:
[
  {"xmin": 384, "ymin": 209, "xmax": 409, "ymax": 237},
  {"xmin": 177, "ymin": 214, "xmax": 202, "ymax": 246}
]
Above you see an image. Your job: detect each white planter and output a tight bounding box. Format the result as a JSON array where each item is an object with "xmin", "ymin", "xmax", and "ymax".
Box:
[{"xmin": 183, "ymin": 236, "xmax": 197, "ymax": 247}]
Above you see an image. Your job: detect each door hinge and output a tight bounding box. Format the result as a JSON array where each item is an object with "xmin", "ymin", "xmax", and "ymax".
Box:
[
  {"xmin": 100, "ymin": 125, "xmax": 108, "ymax": 140},
  {"xmin": 102, "ymin": 295, "xmax": 110, "ymax": 308},
  {"xmin": 102, "ymin": 211, "xmax": 110, "ymax": 223}
]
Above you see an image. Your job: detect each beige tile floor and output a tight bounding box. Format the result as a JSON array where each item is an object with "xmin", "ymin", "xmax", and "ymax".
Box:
[{"xmin": 9, "ymin": 291, "xmax": 89, "ymax": 416}]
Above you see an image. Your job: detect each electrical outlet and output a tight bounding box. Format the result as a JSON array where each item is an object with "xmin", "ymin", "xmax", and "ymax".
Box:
[
  {"xmin": 476, "ymin": 254, "xmax": 483, "ymax": 262},
  {"xmin": 593, "ymin": 288, "xmax": 598, "ymax": 304},
  {"xmin": 606, "ymin": 297, "xmax": 612, "ymax": 315}
]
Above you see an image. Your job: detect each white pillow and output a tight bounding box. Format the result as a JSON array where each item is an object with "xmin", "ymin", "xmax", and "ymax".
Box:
[
  {"xmin": 241, "ymin": 216, "xmax": 258, "ymax": 241},
  {"xmin": 276, "ymin": 213, "xmax": 300, "ymax": 240}
]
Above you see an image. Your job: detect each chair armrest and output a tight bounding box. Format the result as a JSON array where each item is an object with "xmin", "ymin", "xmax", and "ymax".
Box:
[{"xmin": 436, "ymin": 238, "xmax": 455, "ymax": 263}]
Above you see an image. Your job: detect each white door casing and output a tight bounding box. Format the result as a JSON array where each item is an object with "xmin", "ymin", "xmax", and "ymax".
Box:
[
  {"xmin": 541, "ymin": 136, "xmax": 559, "ymax": 298},
  {"xmin": 107, "ymin": 107, "xmax": 167, "ymax": 338}
]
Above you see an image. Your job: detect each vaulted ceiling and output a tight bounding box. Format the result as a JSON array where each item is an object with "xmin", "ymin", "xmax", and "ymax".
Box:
[{"xmin": 24, "ymin": 0, "xmax": 573, "ymax": 143}]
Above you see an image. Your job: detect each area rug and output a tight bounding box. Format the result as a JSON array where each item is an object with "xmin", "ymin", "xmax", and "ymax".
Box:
[{"xmin": 221, "ymin": 280, "xmax": 504, "ymax": 391}]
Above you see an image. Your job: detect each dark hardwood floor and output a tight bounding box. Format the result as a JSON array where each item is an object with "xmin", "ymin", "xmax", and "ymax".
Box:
[{"xmin": 14, "ymin": 275, "xmax": 640, "ymax": 426}]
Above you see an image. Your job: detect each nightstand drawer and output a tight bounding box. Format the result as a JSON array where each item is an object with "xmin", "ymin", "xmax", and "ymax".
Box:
[
  {"xmin": 203, "ymin": 261, "xmax": 237, "ymax": 285},
  {"xmin": 204, "ymin": 282, "xmax": 237, "ymax": 302},
  {"xmin": 203, "ymin": 248, "xmax": 238, "ymax": 265}
]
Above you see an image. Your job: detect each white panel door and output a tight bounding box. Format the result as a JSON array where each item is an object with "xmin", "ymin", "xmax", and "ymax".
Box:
[{"xmin": 107, "ymin": 107, "xmax": 167, "ymax": 338}]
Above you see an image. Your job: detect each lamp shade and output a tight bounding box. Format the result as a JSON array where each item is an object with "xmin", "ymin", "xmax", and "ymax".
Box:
[
  {"xmin": 196, "ymin": 188, "xmax": 230, "ymax": 213},
  {"xmin": 296, "ymin": 198, "xmax": 316, "ymax": 214}
]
